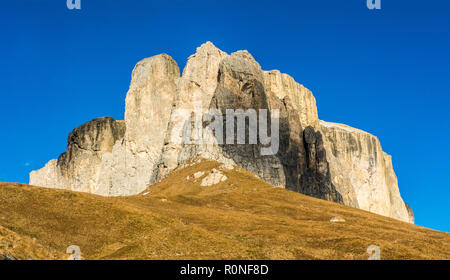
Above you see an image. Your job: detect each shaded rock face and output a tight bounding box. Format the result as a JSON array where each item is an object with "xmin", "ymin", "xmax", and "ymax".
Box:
[
  {"xmin": 299, "ymin": 126, "xmax": 343, "ymax": 203},
  {"xmin": 209, "ymin": 51, "xmax": 287, "ymax": 188},
  {"xmin": 263, "ymin": 70, "xmax": 318, "ymax": 129},
  {"xmin": 96, "ymin": 54, "xmax": 180, "ymax": 196},
  {"xmin": 30, "ymin": 117, "xmax": 125, "ymax": 193},
  {"xmin": 30, "ymin": 42, "xmax": 412, "ymax": 223},
  {"xmin": 156, "ymin": 42, "xmax": 228, "ymax": 180},
  {"xmin": 57, "ymin": 117, "xmax": 125, "ymax": 173}
]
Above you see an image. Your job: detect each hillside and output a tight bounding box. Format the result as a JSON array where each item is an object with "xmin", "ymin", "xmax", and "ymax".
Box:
[{"xmin": 1, "ymin": 161, "xmax": 449, "ymax": 260}]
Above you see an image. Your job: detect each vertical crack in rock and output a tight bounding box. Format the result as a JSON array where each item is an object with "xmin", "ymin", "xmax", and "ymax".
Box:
[
  {"xmin": 319, "ymin": 120, "xmax": 411, "ymax": 222},
  {"xmin": 299, "ymin": 126, "xmax": 344, "ymax": 204},
  {"xmin": 156, "ymin": 42, "xmax": 229, "ymax": 181}
]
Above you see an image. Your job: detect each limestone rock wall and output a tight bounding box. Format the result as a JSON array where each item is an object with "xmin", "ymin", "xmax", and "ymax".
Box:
[
  {"xmin": 263, "ymin": 70, "xmax": 319, "ymax": 129},
  {"xmin": 30, "ymin": 117, "xmax": 125, "ymax": 193},
  {"xmin": 29, "ymin": 42, "xmax": 413, "ymax": 223},
  {"xmin": 157, "ymin": 42, "xmax": 229, "ymax": 180},
  {"xmin": 209, "ymin": 50, "xmax": 287, "ymax": 188},
  {"xmin": 299, "ymin": 126, "xmax": 343, "ymax": 203},
  {"xmin": 405, "ymin": 203, "xmax": 415, "ymax": 224},
  {"xmin": 319, "ymin": 120, "xmax": 410, "ymax": 222}
]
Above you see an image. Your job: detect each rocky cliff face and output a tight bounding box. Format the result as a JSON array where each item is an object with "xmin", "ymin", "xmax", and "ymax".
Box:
[
  {"xmin": 30, "ymin": 117, "xmax": 125, "ymax": 193},
  {"xmin": 319, "ymin": 121, "xmax": 411, "ymax": 222},
  {"xmin": 263, "ymin": 70, "xmax": 319, "ymax": 129},
  {"xmin": 156, "ymin": 42, "xmax": 229, "ymax": 180},
  {"xmin": 300, "ymin": 126, "xmax": 343, "ymax": 203},
  {"xmin": 31, "ymin": 55, "xmax": 179, "ymax": 196},
  {"xmin": 96, "ymin": 54, "xmax": 179, "ymax": 196},
  {"xmin": 30, "ymin": 42, "xmax": 413, "ymax": 223}
]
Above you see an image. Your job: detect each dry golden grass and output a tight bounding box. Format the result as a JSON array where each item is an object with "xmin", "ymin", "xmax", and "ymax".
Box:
[{"xmin": 0, "ymin": 161, "xmax": 449, "ymax": 260}]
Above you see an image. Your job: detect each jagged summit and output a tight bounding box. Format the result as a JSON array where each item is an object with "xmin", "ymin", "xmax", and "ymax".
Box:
[
  {"xmin": 30, "ymin": 42, "xmax": 413, "ymax": 223},
  {"xmin": 193, "ymin": 41, "xmax": 223, "ymax": 54}
]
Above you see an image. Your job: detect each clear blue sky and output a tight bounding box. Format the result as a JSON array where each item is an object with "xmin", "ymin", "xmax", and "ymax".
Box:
[{"xmin": 1, "ymin": 0, "xmax": 449, "ymax": 232}]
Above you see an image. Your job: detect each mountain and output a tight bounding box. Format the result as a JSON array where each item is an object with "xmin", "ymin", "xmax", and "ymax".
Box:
[
  {"xmin": 2, "ymin": 161, "xmax": 449, "ymax": 260},
  {"xmin": 30, "ymin": 42, "xmax": 412, "ymax": 223}
]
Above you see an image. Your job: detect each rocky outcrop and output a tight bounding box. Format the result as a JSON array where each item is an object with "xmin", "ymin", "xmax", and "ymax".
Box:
[
  {"xmin": 263, "ymin": 70, "xmax": 319, "ymax": 129},
  {"xmin": 31, "ymin": 54, "xmax": 179, "ymax": 196},
  {"xmin": 405, "ymin": 203, "xmax": 415, "ymax": 224},
  {"xmin": 30, "ymin": 42, "xmax": 413, "ymax": 223},
  {"xmin": 0, "ymin": 253, "xmax": 16, "ymax": 260},
  {"xmin": 157, "ymin": 42, "xmax": 229, "ymax": 180},
  {"xmin": 96, "ymin": 54, "xmax": 180, "ymax": 196},
  {"xmin": 210, "ymin": 50, "xmax": 287, "ymax": 188},
  {"xmin": 30, "ymin": 117, "xmax": 125, "ymax": 193},
  {"xmin": 299, "ymin": 126, "xmax": 343, "ymax": 203},
  {"xmin": 319, "ymin": 121, "xmax": 410, "ymax": 222},
  {"xmin": 200, "ymin": 169, "xmax": 228, "ymax": 187}
]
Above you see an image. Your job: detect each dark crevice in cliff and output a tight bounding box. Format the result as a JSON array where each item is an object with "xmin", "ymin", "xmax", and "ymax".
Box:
[{"xmin": 299, "ymin": 126, "xmax": 344, "ymax": 204}]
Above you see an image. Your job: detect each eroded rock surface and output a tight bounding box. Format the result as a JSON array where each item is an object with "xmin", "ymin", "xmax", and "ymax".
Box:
[
  {"xmin": 96, "ymin": 54, "xmax": 180, "ymax": 196},
  {"xmin": 30, "ymin": 42, "xmax": 413, "ymax": 222},
  {"xmin": 405, "ymin": 203, "xmax": 415, "ymax": 224},
  {"xmin": 299, "ymin": 126, "xmax": 343, "ymax": 204},
  {"xmin": 330, "ymin": 217, "xmax": 346, "ymax": 223},
  {"xmin": 30, "ymin": 117, "xmax": 125, "ymax": 193},
  {"xmin": 263, "ymin": 70, "xmax": 319, "ymax": 129},
  {"xmin": 210, "ymin": 50, "xmax": 287, "ymax": 188},
  {"xmin": 31, "ymin": 54, "xmax": 179, "ymax": 196},
  {"xmin": 319, "ymin": 121, "xmax": 410, "ymax": 222},
  {"xmin": 200, "ymin": 169, "xmax": 227, "ymax": 186},
  {"xmin": 157, "ymin": 42, "xmax": 229, "ymax": 180}
]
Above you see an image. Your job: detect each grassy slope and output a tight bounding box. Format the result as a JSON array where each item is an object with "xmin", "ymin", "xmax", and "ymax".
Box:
[{"xmin": 0, "ymin": 161, "xmax": 449, "ymax": 260}]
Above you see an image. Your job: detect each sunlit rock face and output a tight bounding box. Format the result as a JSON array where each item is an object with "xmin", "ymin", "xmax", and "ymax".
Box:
[
  {"xmin": 30, "ymin": 117, "xmax": 125, "ymax": 194},
  {"xmin": 30, "ymin": 42, "xmax": 413, "ymax": 223},
  {"xmin": 31, "ymin": 55, "xmax": 179, "ymax": 196},
  {"xmin": 299, "ymin": 126, "xmax": 343, "ymax": 204},
  {"xmin": 263, "ymin": 70, "xmax": 319, "ymax": 129},
  {"xmin": 319, "ymin": 121, "xmax": 411, "ymax": 222}
]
